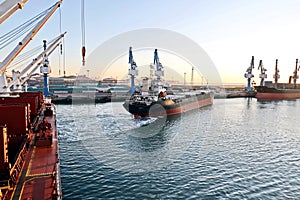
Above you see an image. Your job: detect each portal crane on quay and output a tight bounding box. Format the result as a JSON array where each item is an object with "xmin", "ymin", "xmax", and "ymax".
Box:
[
  {"xmin": 273, "ymin": 59, "xmax": 280, "ymax": 88},
  {"xmin": 258, "ymin": 60, "xmax": 267, "ymax": 86},
  {"xmin": 290, "ymin": 58, "xmax": 299, "ymax": 87},
  {"xmin": 244, "ymin": 56, "xmax": 255, "ymax": 91},
  {"xmin": 128, "ymin": 47, "xmax": 138, "ymax": 94},
  {"xmin": 154, "ymin": 49, "xmax": 164, "ymax": 82}
]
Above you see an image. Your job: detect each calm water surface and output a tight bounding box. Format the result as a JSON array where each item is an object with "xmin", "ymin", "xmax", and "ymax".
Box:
[{"xmin": 57, "ymin": 98, "xmax": 300, "ymax": 199}]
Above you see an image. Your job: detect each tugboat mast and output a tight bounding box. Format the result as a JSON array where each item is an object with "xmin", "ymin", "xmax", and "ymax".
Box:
[
  {"xmin": 244, "ymin": 56, "xmax": 255, "ymax": 91},
  {"xmin": 128, "ymin": 47, "xmax": 138, "ymax": 94},
  {"xmin": 258, "ymin": 60, "xmax": 267, "ymax": 86}
]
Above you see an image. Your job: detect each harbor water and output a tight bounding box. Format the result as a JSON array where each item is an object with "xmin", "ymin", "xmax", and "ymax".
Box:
[{"xmin": 57, "ymin": 98, "xmax": 300, "ymax": 199}]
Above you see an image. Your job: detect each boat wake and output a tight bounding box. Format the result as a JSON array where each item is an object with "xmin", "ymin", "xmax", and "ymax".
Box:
[{"xmin": 135, "ymin": 117, "xmax": 158, "ymax": 127}]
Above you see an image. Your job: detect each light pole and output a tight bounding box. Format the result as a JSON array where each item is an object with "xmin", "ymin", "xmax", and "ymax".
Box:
[{"xmin": 184, "ymin": 72, "xmax": 186, "ymax": 90}]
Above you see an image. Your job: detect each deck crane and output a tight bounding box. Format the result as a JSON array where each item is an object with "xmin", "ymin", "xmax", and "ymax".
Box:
[
  {"xmin": 258, "ymin": 60, "xmax": 267, "ymax": 86},
  {"xmin": 0, "ymin": 0, "xmax": 63, "ymax": 93},
  {"xmin": 128, "ymin": 47, "xmax": 138, "ymax": 94},
  {"xmin": 154, "ymin": 49, "xmax": 164, "ymax": 82},
  {"xmin": 6, "ymin": 32, "xmax": 66, "ymax": 92},
  {"xmin": 244, "ymin": 56, "xmax": 255, "ymax": 91},
  {"xmin": 0, "ymin": 0, "xmax": 28, "ymax": 24},
  {"xmin": 273, "ymin": 59, "xmax": 280, "ymax": 88},
  {"xmin": 19, "ymin": 39, "xmax": 63, "ymax": 89},
  {"xmin": 291, "ymin": 58, "xmax": 299, "ymax": 87}
]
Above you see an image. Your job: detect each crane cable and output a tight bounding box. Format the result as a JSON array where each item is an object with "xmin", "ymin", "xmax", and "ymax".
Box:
[
  {"xmin": 0, "ymin": 6, "xmax": 52, "ymax": 50},
  {"xmin": 81, "ymin": 0, "xmax": 86, "ymax": 66},
  {"xmin": 58, "ymin": 5, "xmax": 66, "ymax": 77}
]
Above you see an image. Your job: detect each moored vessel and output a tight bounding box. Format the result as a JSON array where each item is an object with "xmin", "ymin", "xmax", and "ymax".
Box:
[{"xmin": 255, "ymin": 59, "xmax": 300, "ymax": 100}]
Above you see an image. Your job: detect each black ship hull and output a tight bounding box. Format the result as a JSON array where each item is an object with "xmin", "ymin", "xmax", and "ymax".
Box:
[{"xmin": 123, "ymin": 91, "xmax": 213, "ymax": 118}]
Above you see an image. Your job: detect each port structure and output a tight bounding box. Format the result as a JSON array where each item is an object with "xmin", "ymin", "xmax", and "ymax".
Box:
[
  {"xmin": 273, "ymin": 59, "xmax": 280, "ymax": 88},
  {"xmin": 0, "ymin": 0, "xmax": 63, "ymax": 94},
  {"xmin": 258, "ymin": 60, "xmax": 267, "ymax": 86},
  {"xmin": 153, "ymin": 49, "xmax": 164, "ymax": 82},
  {"xmin": 128, "ymin": 47, "xmax": 138, "ymax": 94},
  {"xmin": 244, "ymin": 56, "xmax": 255, "ymax": 91},
  {"xmin": 290, "ymin": 58, "xmax": 299, "ymax": 87}
]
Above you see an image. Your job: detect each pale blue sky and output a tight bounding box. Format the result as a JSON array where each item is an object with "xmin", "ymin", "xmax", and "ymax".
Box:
[{"xmin": 1, "ymin": 0, "xmax": 300, "ymax": 84}]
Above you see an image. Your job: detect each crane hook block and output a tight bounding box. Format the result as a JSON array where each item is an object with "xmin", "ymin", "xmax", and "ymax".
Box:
[{"xmin": 82, "ymin": 46, "xmax": 86, "ymax": 66}]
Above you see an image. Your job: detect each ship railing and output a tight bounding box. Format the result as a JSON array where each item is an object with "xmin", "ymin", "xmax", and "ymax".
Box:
[
  {"xmin": 55, "ymin": 161, "xmax": 62, "ymax": 199},
  {"xmin": 9, "ymin": 136, "xmax": 28, "ymax": 182},
  {"xmin": 0, "ymin": 180, "xmax": 10, "ymax": 190}
]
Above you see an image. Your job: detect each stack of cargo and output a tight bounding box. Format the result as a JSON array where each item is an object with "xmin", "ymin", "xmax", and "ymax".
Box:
[
  {"xmin": 0, "ymin": 126, "xmax": 9, "ymax": 189},
  {"xmin": 0, "ymin": 92, "xmax": 43, "ymax": 194}
]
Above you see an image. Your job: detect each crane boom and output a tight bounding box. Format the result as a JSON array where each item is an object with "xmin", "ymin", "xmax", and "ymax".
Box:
[
  {"xmin": 0, "ymin": 0, "xmax": 28, "ymax": 24},
  {"xmin": 6, "ymin": 32, "xmax": 66, "ymax": 90},
  {"xmin": 0, "ymin": 0, "xmax": 63, "ymax": 74}
]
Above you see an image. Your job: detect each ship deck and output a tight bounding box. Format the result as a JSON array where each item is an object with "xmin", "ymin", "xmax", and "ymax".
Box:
[{"xmin": 9, "ymin": 105, "xmax": 61, "ymax": 200}]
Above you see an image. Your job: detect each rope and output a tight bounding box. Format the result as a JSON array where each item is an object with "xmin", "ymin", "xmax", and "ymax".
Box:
[
  {"xmin": 0, "ymin": 5, "xmax": 54, "ymax": 50},
  {"xmin": 81, "ymin": 0, "xmax": 86, "ymax": 46},
  {"xmin": 8, "ymin": 37, "xmax": 58, "ymax": 71},
  {"xmin": 58, "ymin": 6, "xmax": 62, "ymax": 76},
  {"xmin": 81, "ymin": 0, "xmax": 86, "ymax": 66}
]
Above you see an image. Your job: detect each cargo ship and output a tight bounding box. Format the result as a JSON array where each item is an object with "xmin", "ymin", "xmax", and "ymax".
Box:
[
  {"xmin": 0, "ymin": 92, "xmax": 62, "ymax": 200},
  {"xmin": 255, "ymin": 59, "xmax": 300, "ymax": 100},
  {"xmin": 123, "ymin": 48, "xmax": 213, "ymax": 118},
  {"xmin": 0, "ymin": 1, "xmax": 63, "ymax": 199},
  {"xmin": 123, "ymin": 90, "xmax": 213, "ymax": 118}
]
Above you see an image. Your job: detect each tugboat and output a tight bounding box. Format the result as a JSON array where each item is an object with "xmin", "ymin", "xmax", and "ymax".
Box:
[{"xmin": 123, "ymin": 48, "xmax": 214, "ymax": 118}]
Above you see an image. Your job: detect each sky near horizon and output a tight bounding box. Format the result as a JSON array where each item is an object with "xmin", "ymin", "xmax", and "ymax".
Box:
[{"xmin": 1, "ymin": 0, "xmax": 300, "ymax": 85}]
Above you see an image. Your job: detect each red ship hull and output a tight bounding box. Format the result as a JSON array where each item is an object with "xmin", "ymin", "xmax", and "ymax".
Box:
[
  {"xmin": 255, "ymin": 86, "xmax": 300, "ymax": 100},
  {"xmin": 0, "ymin": 92, "xmax": 62, "ymax": 200},
  {"xmin": 124, "ymin": 91, "xmax": 214, "ymax": 118}
]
